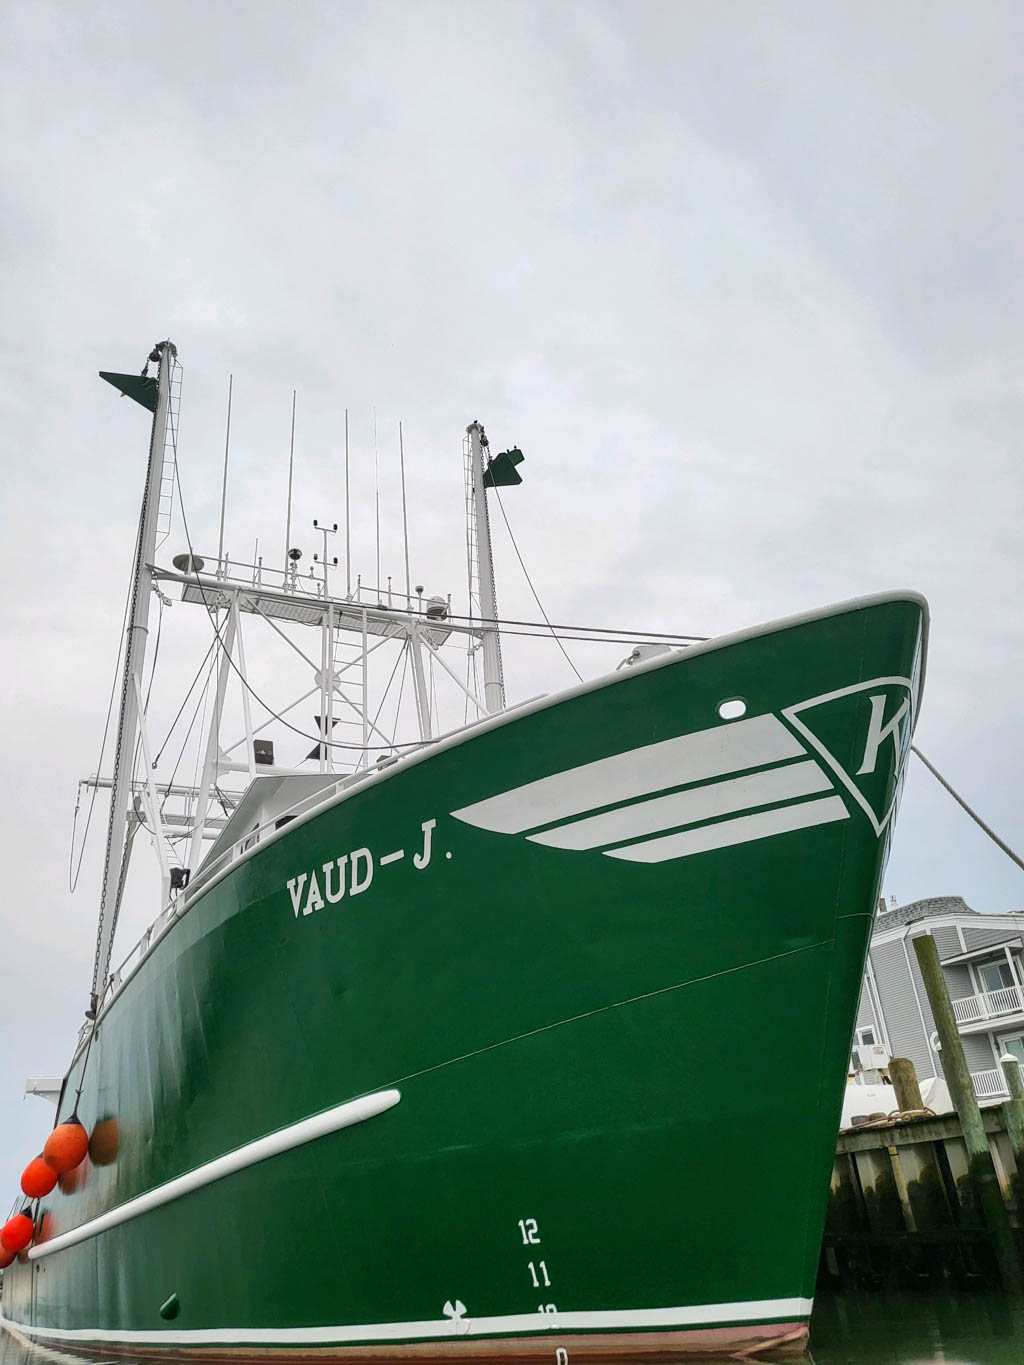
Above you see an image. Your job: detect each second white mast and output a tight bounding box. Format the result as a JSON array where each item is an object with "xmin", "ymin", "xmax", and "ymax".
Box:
[{"xmin": 466, "ymin": 421, "xmax": 505, "ymax": 714}]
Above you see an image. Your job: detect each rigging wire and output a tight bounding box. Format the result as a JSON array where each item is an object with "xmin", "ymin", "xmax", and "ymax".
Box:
[
  {"xmin": 912, "ymin": 745, "xmax": 1024, "ymax": 874},
  {"xmin": 441, "ymin": 609, "xmax": 707, "ymax": 643},
  {"xmin": 180, "ymin": 656, "xmax": 216, "ymax": 838},
  {"xmin": 68, "ymin": 567, "xmax": 135, "ymax": 893},
  {"xmin": 153, "ymin": 637, "xmax": 218, "ymax": 766},
  {"xmin": 492, "ymin": 484, "xmax": 583, "ymax": 683},
  {"xmin": 367, "ymin": 645, "xmax": 406, "ymax": 754},
  {"xmin": 143, "ymin": 596, "xmax": 164, "ymax": 712},
  {"xmin": 159, "ymin": 651, "xmax": 219, "ymax": 813},
  {"xmin": 392, "ymin": 645, "xmax": 410, "ymax": 748}
]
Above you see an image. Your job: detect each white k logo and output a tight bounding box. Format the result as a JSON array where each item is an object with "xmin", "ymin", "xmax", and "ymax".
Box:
[
  {"xmin": 782, "ymin": 676, "xmax": 916, "ymax": 836},
  {"xmin": 856, "ymin": 694, "xmax": 910, "ymax": 776}
]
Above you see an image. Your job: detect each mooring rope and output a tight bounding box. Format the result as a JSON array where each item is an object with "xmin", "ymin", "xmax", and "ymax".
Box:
[{"xmin": 912, "ymin": 745, "xmax": 1024, "ymax": 874}]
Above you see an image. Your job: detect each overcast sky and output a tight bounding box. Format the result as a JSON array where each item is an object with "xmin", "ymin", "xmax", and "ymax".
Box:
[{"xmin": 1, "ymin": 1, "xmax": 1022, "ymax": 1178}]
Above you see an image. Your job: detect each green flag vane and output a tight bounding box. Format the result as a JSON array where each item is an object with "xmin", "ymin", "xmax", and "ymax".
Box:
[
  {"xmin": 99, "ymin": 371, "xmax": 159, "ymax": 412},
  {"xmin": 483, "ymin": 446, "xmax": 524, "ymax": 488},
  {"xmin": 99, "ymin": 342, "xmax": 173, "ymax": 413}
]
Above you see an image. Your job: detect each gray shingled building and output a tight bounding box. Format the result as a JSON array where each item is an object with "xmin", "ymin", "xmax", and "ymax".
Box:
[{"xmin": 855, "ymin": 896, "xmax": 1024, "ymax": 1099}]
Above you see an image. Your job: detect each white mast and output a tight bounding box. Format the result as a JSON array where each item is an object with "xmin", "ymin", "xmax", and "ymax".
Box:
[
  {"xmin": 466, "ymin": 421, "xmax": 505, "ymax": 713},
  {"xmin": 91, "ymin": 340, "xmax": 176, "ymax": 1012}
]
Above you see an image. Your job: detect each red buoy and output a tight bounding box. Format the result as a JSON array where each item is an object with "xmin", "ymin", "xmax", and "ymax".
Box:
[
  {"xmin": 21, "ymin": 1155, "xmax": 59, "ymax": 1198},
  {"xmin": 1, "ymin": 1210, "xmax": 35, "ymax": 1253},
  {"xmin": 0, "ymin": 1244, "xmax": 16, "ymax": 1268},
  {"xmin": 43, "ymin": 1117, "xmax": 89, "ymax": 1174}
]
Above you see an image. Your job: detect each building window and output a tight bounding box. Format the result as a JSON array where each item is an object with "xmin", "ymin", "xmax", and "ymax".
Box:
[
  {"xmin": 978, "ymin": 959, "xmax": 1016, "ymax": 994},
  {"xmin": 857, "ymin": 1027, "xmax": 876, "ymax": 1047},
  {"xmin": 998, "ymin": 1033, "xmax": 1024, "ymax": 1068}
]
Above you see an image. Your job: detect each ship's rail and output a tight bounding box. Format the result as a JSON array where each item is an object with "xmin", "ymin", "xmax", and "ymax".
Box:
[
  {"xmin": 92, "ymin": 691, "xmax": 527, "ymax": 1022},
  {"xmin": 169, "ymin": 551, "xmax": 431, "ymax": 612},
  {"xmin": 90, "ymin": 678, "xmax": 557, "ymax": 1029},
  {"xmin": 93, "ymin": 765, "xmax": 376, "ymax": 1017},
  {"xmin": 153, "ymin": 554, "xmax": 473, "ymax": 647}
]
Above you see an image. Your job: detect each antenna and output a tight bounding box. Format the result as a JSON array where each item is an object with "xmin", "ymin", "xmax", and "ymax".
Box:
[
  {"xmin": 216, "ymin": 374, "xmax": 233, "ymax": 570},
  {"xmin": 284, "ymin": 389, "xmax": 297, "ymax": 573},
  {"xmin": 344, "ymin": 408, "xmax": 351, "ymax": 597},
  {"xmin": 373, "ymin": 406, "xmax": 381, "ymax": 591},
  {"xmin": 399, "ymin": 420, "xmax": 411, "ymax": 603}
]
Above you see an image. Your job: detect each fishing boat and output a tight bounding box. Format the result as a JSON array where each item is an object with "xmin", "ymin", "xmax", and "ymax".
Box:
[{"xmin": 1, "ymin": 339, "xmax": 927, "ymax": 1360}]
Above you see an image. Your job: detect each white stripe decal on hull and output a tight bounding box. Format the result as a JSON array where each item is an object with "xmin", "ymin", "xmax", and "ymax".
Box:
[
  {"xmin": 27, "ymin": 1090, "xmax": 401, "ymax": 1261},
  {"xmin": 451, "ymin": 714, "xmax": 806, "ymax": 834},
  {"xmin": 606, "ymin": 795, "xmax": 849, "ymax": 863},
  {"xmin": 529, "ymin": 760, "xmax": 832, "ymax": 851},
  {"xmin": 2, "ymin": 1298, "xmax": 815, "ymax": 1345}
]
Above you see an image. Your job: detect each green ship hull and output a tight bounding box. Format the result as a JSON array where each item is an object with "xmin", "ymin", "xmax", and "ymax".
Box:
[{"xmin": 2, "ymin": 592, "xmax": 926, "ymax": 1360}]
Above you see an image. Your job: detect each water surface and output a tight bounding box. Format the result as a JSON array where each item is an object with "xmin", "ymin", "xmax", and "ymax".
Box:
[{"xmin": 809, "ymin": 1289, "xmax": 1024, "ymax": 1364}]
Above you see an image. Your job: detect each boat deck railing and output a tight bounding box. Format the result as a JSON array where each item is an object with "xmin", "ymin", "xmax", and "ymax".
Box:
[
  {"xmin": 94, "ymin": 763, "xmax": 383, "ymax": 1016},
  {"xmin": 87, "ymin": 675, "xmax": 548, "ymax": 1037},
  {"xmin": 92, "ymin": 692, "xmax": 534, "ymax": 1020},
  {"xmin": 168, "ymin": 551, "xmax": 435, "ymax": 614}
]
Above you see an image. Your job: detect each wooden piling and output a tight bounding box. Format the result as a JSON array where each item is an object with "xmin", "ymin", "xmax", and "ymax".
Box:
[
  {"xmin": 1000, "ymin": 1053, "xmax": 1024, "ymax": 1172},
  {"xmin": 913, "ymin": 932, "xmax": 1023, "ymax": 1293},
  {"xmin": 887, "ymin": 1144, "xmax": 917, "ymax": 1231},
  {"xmin": 1002, "ymin": 1053, "xmax": 1024, "ymax": 1104},
  {"xmin": 889, "ymin": 1056, "xmax": 924, "ymax": 1112}
]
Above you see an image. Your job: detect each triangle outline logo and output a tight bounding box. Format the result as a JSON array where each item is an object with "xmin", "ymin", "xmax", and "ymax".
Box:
[{"xmin": 781, "ymin": 675, "xmax": 915, "ymax": 837}]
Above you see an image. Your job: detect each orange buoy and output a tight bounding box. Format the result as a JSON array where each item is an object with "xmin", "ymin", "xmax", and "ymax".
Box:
[
  {"xmin": 0, "ymin": 1244, "xmax": 16, "ymax": 1268},
  {"xmin": 43, "ymin": 1117, "xmax": 89, "ymax": 1173},
  {"xmin": 1, "ymin": 1210, "xmax": 35, "ymax": 1253},
  {"xmin": 89, "ymin": 1116, "xmax": 119, "ymax": 1167},
  {"xmin": 21, "ymin": 1155, "xmax": 59, "ymax": 1198}
]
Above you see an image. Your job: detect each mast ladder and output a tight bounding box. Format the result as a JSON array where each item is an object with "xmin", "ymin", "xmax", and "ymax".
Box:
[{"xmin": 155, "ymin": 360, "xmax": 182, "ymax": 545}]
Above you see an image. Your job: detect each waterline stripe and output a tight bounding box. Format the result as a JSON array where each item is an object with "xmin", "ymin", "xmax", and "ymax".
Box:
[
  {"xmin": 529, "ymin": 760, "xmax": 832, "ymax": 851},
  {"xmin": 2, "ymin": 1298, "xmax": 814, "ymax": 1345},
  {"xmin": 606, "ymin": 795, "xmax": 849, "ymax": 862},
  {"xmin": 451, "ymin": 714, "xmax": 805, "ymax": 834},
  {"xmin": 27, "ymin": 1089, "xmax": 401, "ymax": 1261}
]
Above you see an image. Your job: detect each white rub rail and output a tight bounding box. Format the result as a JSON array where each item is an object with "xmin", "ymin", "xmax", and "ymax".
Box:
[{"xmin": 28, "ymin": 1089, "xmax": 401, "ymax": 1260}]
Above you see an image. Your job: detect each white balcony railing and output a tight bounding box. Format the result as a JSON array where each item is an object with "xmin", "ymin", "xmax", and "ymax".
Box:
[
  {"xmin": 971, "ymin": 1068, "xmax": 1010, "ymax": 1099},
  {"xmin": 953, "ymin": 995, "xmax": 984, "ymax": 1023},
  {"xmin": 987, "ymin": 984, "xmax": 1024, "ymax": 1016},
  {"xmin": 951, "ymin": 983, "xmax": 1024, "ymax": 1025}
]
